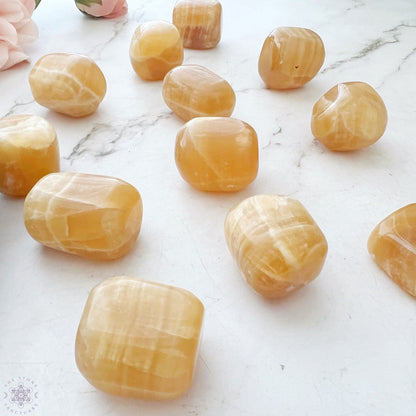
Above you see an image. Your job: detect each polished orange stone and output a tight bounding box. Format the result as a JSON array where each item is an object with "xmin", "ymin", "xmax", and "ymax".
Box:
[
  {"xmin": 173, "ymin": 0, "xmax": 222, "ymax": 49},
  {"xmin": 75, "ymin": 276, "xmax": 204, "ymax": 400},
  {"xmin": 29, "ymin": 53, "xmax": 107, "ymax": 117},
  {"xmin": 225, "ymin": 195, "xmax": 328, "ymax": 298},
  {"xmin": 258, "ymin": 27, "xmax": 325, "ymax": 90},
  {"xmin": 162, "ymin": 64, "xmax": 235, "ymax": 121},
  {"xmin": 24, "ymin": 172, "xmax": 142, "ymax": 260},
  {"xmin": 311, "ymin": 82, "xmax": 388, "ymax": 151},
  {"xmin": 129, "ymin": 21, "xmax": 184, "ymax": 81},
  {"xmin": 368, "ymin": 204, "xmax": 416, "ymax": 297},
  {"xmin": 0, "ymin": 115, "xmax": 59, "ymax": 197},
  {"xmin": 175, "ymin": 117, "xmax": 258, "ymax": 192}
]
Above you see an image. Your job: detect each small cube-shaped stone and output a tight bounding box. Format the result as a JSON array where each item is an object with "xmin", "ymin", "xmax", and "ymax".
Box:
[{"xmin": 75, "ymin": 276, "xmax": 204, "ymax": 400}]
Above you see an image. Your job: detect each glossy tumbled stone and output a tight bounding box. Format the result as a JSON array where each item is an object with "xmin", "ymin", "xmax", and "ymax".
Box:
[
  {"xmin": 24, "ymin": 172, "xmax": 142, "ymax": 260},
  {"xmin": 175, "ymin": 117, "xmax": 258, "ymax": 192},
  {"xmin": 311, "ymin": 82, "xmax": 387, "ymax": 151},
  {"xmin": 225, "ymin": 195, "xmax": 328, "ymax": 298},
  {"xmin": 129, "ymin": 21, "xmax": 184, "ymax": 81},
  {"xmin": 368, "ymin": 204, "xmax": 416, "ymax": 297},
  {"xmin": 75, "ymin": 276, "xmax": 204, "ymax": 400},
  {"xmin": 29, "ymin": 53, "xmax": 107, "ymax": 117},
  {"xmin": 0, "ymin": 115, "xmax": 59, "ymax": 197},
  {"xmin": 258, "ymin": 27, "xmax": 325, "ymax": 90},
  {"xmin": 162, "ymin": 64, "xmax": 235, "ymax": 121},
  {"xmin": 173, "ymin": 0, "xmax": 222, "ymax": 49}
]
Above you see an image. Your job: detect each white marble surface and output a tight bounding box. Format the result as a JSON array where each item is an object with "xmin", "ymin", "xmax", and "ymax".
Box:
[{"xmin": 1, "ymin": 0, "xmax": 416, "ymax": 415}]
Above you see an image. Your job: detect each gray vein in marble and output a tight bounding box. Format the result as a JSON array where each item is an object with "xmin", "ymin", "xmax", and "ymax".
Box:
[
  {"xmin": 322, "ymin": 23, "xmax": 416, "ymax": 74},
  {"xmin": 263, "ymin": 127, "xmax": 283, "ymax": 149},
  {"xmin": 3, "ymin": 98, "xmax": 35, "ymax": 117},
  {"xmin": 346, "ymin": 0, "xmax": 365, "ymax": 11}
]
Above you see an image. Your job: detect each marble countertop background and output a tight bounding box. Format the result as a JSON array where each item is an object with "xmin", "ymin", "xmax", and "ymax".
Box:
[{"xmin": 1, "ymin": 0, "xmax": 415, "ymax": 415}]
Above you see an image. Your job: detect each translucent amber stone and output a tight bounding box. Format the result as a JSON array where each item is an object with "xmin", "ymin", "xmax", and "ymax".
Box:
[
  {"xmin": 173, "ymin": 0, "xmax": 222, "ymax": 49},
  {"xmin": 311, "ymin": 82, "xmax": 388, "ymax": 151},
  {"xmin": 368, "ymin": 204, "xmax": 416, "ymax": 297},
  {"xmin": 75, "ymin": 276, "xmax": 204, "ymax": 400},
  {"xmin": 162, "ymin": 64, "xmax": 235, "ymax": 121},
  {"xmin": 129, "ymin": 21, "xmax": 184, "ymax": 81},
  {"xmin": 0, "ymin": 115, "xmax": 59, "ymax": 197},
  {"xmin": 225, "ymin": 195, "xmax": 328, "ymax": 298},
  {"xmin": 24, "ymin": 172, "xmax": 142, "ymax": 260},
  {"xmin": 29, "ymin": 53, "xmax": 107, "ymax": 117},
  {"xmin": 258, "ymin": 27, "xmax": 325, "ymax": 90},
  {"xmin": 175, "ymin": 117, "xmax": 258, "ymax": 192}
]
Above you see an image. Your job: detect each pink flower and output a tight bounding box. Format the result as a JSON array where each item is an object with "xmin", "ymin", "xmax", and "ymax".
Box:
[
  {"xmin": 75, "ymin": 0, "xmax": 128, "ymax": 19},
  {"xmin": 0, "ymin": 0, "xmax": 38, "ymax": 71}
]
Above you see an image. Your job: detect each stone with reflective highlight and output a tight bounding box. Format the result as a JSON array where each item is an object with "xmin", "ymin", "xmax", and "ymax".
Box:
[
  {"xmin": 225, "ymin": 195, "xmax": 328, "ymax": 298},
  {"xmin": 175, "ymin": 117, "xmax": 258, "ymax": 192},
  {"xmin": 258, "ymin": 27, "xmax": 325, "ymax": 90},
  {"xmin": 311, "ymin": 82, "xmax": 388, "ymax": 151},
  {"xmin": 0, "ymin": 115, "xmax": 59, "ymax": 197},
  {"xmin": 24, "ymin": 172, "xmax": 142, "ymax": 260},
  {"xmin": 162, "ymin": 64, "xmax": 235, "ymax": 121},
  {"xmin": 173, "ymin": 0, "xmax": 222, "ymax": 49},
  {"xmin": 29, "ymin": 53, "xmax": 107, "ymax": 117},
  {"xmin": 75, "ymin": 276, "xmax": 204, "ymax": 400},
  {"xmin": 129, "ymin": 21, "xmax": 184, "ymax": 81},
  {"xmin": 368, "ymin": 204, "xmax": 416, "ymax": 297}
]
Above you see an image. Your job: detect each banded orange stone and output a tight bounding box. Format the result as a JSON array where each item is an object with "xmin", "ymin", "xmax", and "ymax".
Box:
[
  {"xmin": 24, "ymin": 172, "xmax": 142, "ymax": 260},
  {"xmin": 29, "ymin": 53, "xmax": 107, "ymax": 117},
  {"xmin": 0, "ymin": 115, "xmax": 59, "ymax": 196},
  {"xmin": 225, "ymin": 195, "xmax": 328, "ymax": 298},
  {"xmin": 75, "ymin": 276, "xmax": 204, "ymax": 400}
]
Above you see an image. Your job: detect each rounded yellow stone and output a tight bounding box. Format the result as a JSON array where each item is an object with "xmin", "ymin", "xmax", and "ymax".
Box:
[
  {"xmin": 368, "ymin": 204, "xmax": 416, "ymax": 297},
  {"xmin": 225, "ymin": 195, "xmax": 328, "ymax": 298},
  {"xmin": 75, "ymin": 276, "xmax": 204, "ymax": 400},
  {"xmin": 24, "ymin": 172, "xmax": 142, "ymax": 260},
  {"xmin": 173, "ymin": 0, "xmax": 222, "ymax": 49},
  {"xmin": 162, "ymin": 64, "xmax": 235, "ymax": 121},
  {"xmin": 0, "ymin": 115, "xmax": 59, "ymax": 197},
  {"xmin": 311, "ymin": 82, "xmax": 388, "ymax": 151},
  {"xmin": 129, "ymin": 21, "xmax": 184, "ymax": 81},
  {"xmin": 258, "ymin": 27, "xmax": 325, "ymax": 90},
  {"xmin": 175, "ymin": 117, "xmax": 258, "ymax": 192},
  {"xmin": 29, "ymin": 53, "xmax": 107, "ymax": 117}
]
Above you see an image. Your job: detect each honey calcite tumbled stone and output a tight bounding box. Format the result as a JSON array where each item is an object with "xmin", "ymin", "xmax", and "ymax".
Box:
[
  {"xmin": 0, "ymin": 115, "xmax": 59, "ymax": 196},
  {"xmin": 76, "ymin": 276, "xmax": 204, "ymax": 400},
  {"xmin": 29, "ymin": 53, "xmax": 106, "ymax": 117},
  {"xmin": 24, "ymin": 172, "xmax": 142, "ymax": 260},
  {"xmin": 173, "ymin": 0, "xmax": 222, "ymax": 49},
  {"xmin": 175, "ymin": 117, "xmax": 258, "ymax": 191},
  {"xmin": 368, "ymin": 204, "xmax": 416, "ymax": 297},
  {"xmin": 162, "ymin": 64, "xmax": 235, "ymax": 121},
  {"xmin": 225, "ymin": 195, "xmax": 328, "ymax": 298},
  {"xmin": 311, "ymin": 82, "xmax": 387, "ymax": 151},
  {"xmin": 258, "ymin": 27, "xmax": 325, "ymax": 90},
  {"xmin": 129, "ymin": 21, "xmax": 184, "ymax": 81}
]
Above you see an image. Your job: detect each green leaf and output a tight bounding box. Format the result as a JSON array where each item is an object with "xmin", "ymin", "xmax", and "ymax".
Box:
[
  {"xmin": 75, "ymin": 0, "xmax": 103, "ymax": 7},
  {"xmin": 35, "ymin": 0, "xmax": 41, "ymax": 8}
]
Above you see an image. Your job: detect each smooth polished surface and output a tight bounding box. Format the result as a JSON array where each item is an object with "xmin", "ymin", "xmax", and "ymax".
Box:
[
  {"xmin": 76, "ymin": 276, "xmax": 204, "ymax": 400},
  {"xmin": 24, "ymin": 172, "xmax": 142, "ymax": 260},
  {"xmin": 0, "ymin": 115, "xmax": 59, "ymax": 196},
  {"xmin": 175, "ymin": 117, "xmax": 258, "ymax": 192},
  {"xmin": 29, "ymin": 53, "xmax": 107, "ymax": 117},
  {"xmin": 129, "ymin": 21, "xmax": 183, "ymax": 81},
  {"xmin": 225, "ymin": 195, "xmax": 328, "ymax": 298},
  {"xmin": 311, "ymin": 82, "xmax": 388, "ymax": 151},
  {"xmin": 368, "ymin": 204, "xmax": 416, "ymax": 297},
  {"xmin": 173, "ymin": 0, "xmax": 222, "ymax": 49},
  {"xmin": 1, "ymin": 1, "xmax": 416, "ymax": 415},
  {"xmin": 162, "ymin": 64, "xmax": 235, "ymax": 121}
]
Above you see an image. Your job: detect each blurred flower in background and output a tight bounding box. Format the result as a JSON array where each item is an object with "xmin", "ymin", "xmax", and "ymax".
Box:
[
  {"xmin": 75, "ymin": 0, "xmax": 128, "ymax": 18},
  {"xmin": 0, "ymin": 0, "xmax": 38, "ymax": 71}
]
